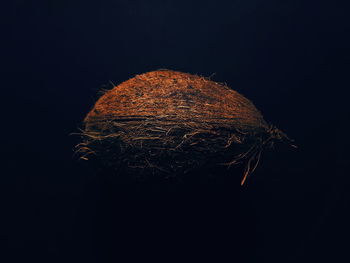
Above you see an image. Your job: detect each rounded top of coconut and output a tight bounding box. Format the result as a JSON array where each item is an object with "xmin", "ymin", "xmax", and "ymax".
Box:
[{"xmin": 84, "ymin": 70, "xmax": 268, "ymax": 132}]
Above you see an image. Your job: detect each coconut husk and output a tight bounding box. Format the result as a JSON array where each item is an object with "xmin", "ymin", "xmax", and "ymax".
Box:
[{"xmin": 76, "ymin": 70, "xmax": 293, "ymax": 185}]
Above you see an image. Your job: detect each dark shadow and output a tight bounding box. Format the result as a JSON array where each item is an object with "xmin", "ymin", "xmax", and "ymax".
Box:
[{"xmin": 83, "ymin": 165, "xmax": 257, "ymax": 262}]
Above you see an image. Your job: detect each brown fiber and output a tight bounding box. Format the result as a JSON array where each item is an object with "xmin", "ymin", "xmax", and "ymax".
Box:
[{"xmin": 76, "ymin": 70, "xmax": 293, "ymax": 185}]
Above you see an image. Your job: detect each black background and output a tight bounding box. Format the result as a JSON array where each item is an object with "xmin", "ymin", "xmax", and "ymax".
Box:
[{"xmin": 3, "ymin": 1, "xmax": 349, "ymax": 262}]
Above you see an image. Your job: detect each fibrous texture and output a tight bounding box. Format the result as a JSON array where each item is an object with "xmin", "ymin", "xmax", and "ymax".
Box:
[{"xmin": 77, "ymin": 70, "xmax": 292, "ymax": 185}]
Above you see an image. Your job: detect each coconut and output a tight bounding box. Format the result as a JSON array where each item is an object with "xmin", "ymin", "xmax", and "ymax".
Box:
[{"xmin": 76, "ymin": 70, "xmax": 293, "ymax": 185}]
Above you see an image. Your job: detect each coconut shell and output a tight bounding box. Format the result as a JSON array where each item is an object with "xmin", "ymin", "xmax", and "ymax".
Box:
[{"xmin": 78, "ymin": 70, "xmax": 291, "ymax": 184}]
